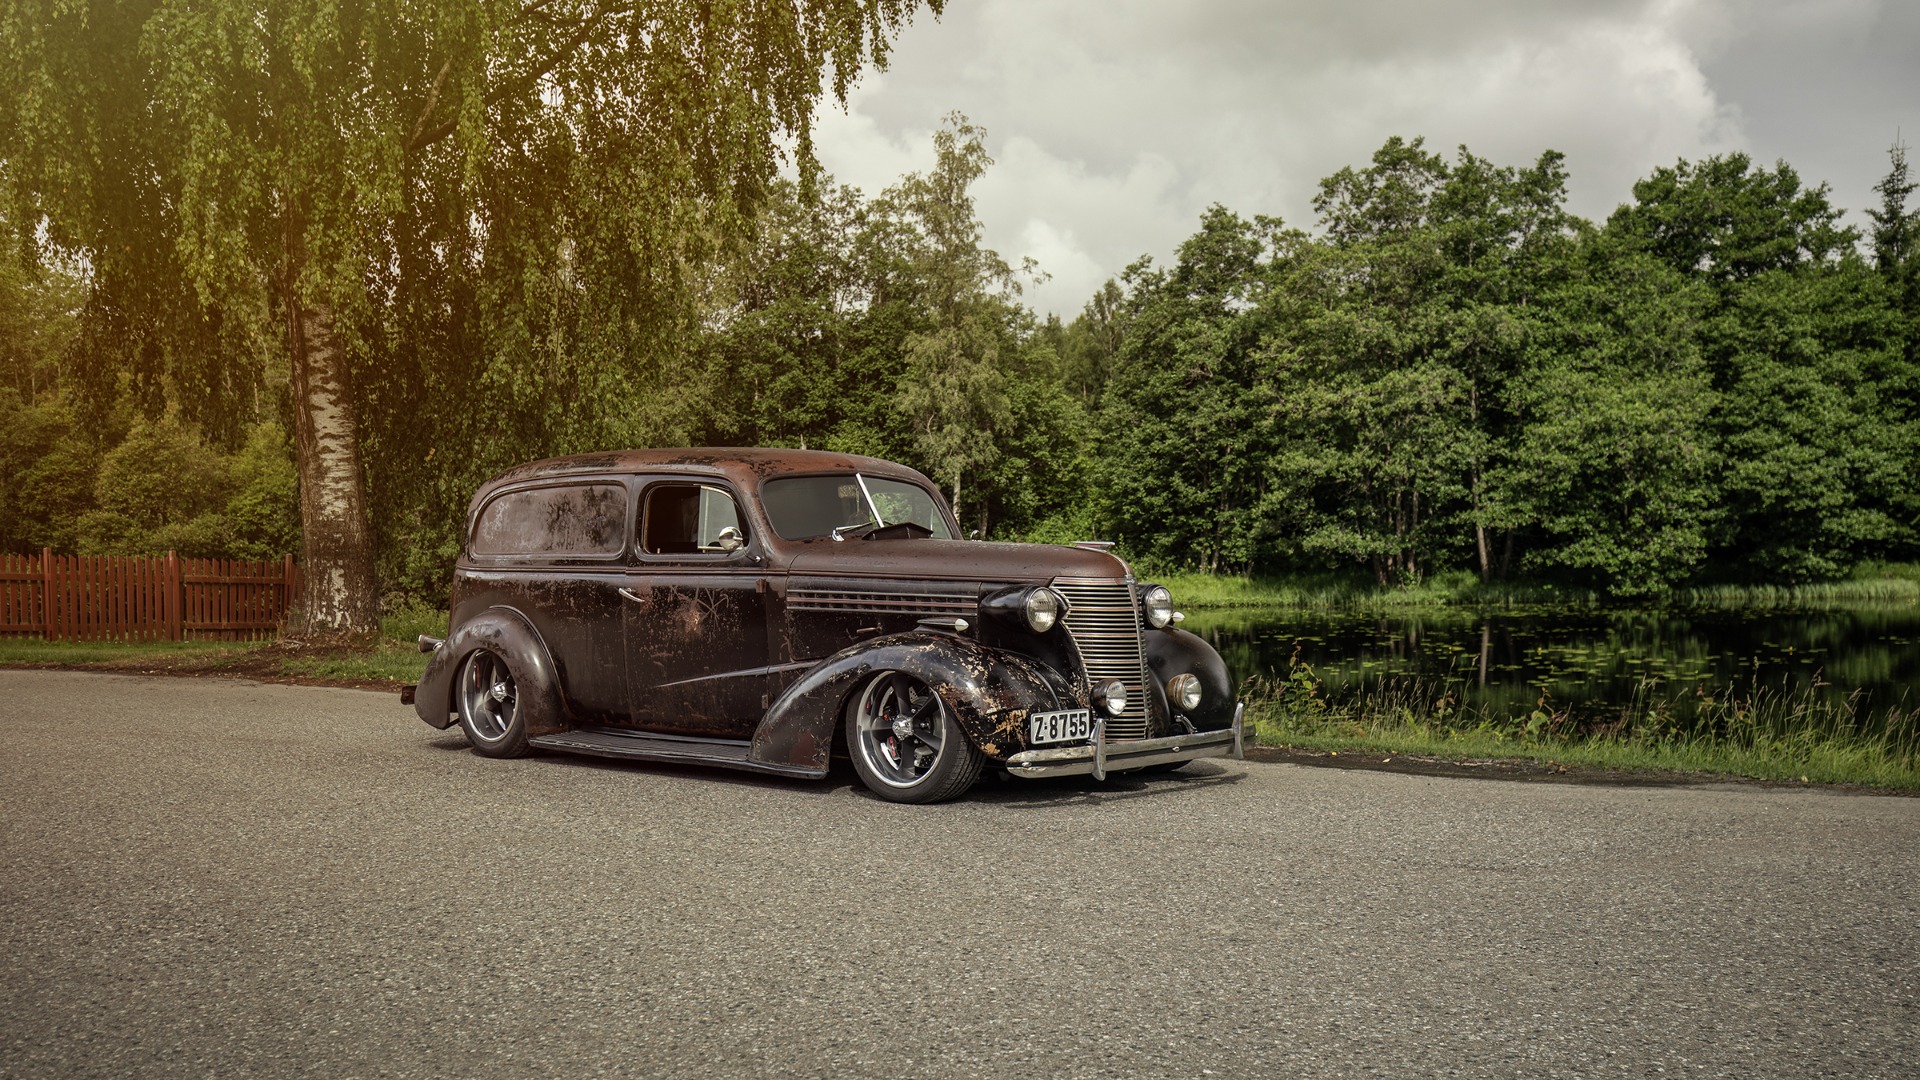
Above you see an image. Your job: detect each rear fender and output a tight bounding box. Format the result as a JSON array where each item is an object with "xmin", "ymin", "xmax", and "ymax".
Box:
[
  {"xmin": 414, "ymin": 607, "xmax": 566, "ymax": 736},
  {"xmin": 749, "ymin": 632, "xmax": 1076, "ymax": 773}
]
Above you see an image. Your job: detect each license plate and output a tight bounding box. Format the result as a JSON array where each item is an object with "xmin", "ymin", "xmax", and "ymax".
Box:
[{"xmin": 1028, "ymin": 708, "xmax": 1093, "ymax": 745}]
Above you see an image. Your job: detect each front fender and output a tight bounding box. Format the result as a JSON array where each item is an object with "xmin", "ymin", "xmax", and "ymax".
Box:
[
  {"xmin": 749, "ymin": 632, "xmax": 1077, "ymax": 773},
  {"xmin": 414, "ymin": 607, "xmax": 566, "ymax": 736},
  {"xmin": 1144, "ymin": 625, "xmax": 1237, "ymax": 730}
]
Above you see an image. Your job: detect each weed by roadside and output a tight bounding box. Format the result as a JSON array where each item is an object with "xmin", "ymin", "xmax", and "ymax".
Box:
[
  {"xmin": 1151, "ymin": 564, "xmax": 1920, "ymax": 611},
  {"xmin": 1244, "ymin": 646, "xmax": 1920, "ymax": 790}
]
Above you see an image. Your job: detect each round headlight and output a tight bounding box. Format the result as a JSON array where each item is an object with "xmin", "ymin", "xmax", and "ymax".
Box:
[
  {"xmin": 1023, "ymin": 587, "xmax": 1062, "ymax": 633},
  {"xmin": 1094, "ymin": 679, "xmax": 1127, "ymax": 716},
  {"xmin": 1168, "ymin": 673, "xmax": 1203, "ymax": 712},
  {"xmin": 1143, "ymin": 585, "xmax": 1173, "ymax": 629}
]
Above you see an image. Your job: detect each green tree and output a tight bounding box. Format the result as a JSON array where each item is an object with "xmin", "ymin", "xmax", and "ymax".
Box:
[
  {"xmin": 3, "ymin": 0, "xmax": 938, "ymax": 636},
  {"xmin": 884, "ymin": 114, "xmax": 1030, "ymax": 527},
  {"xmin": 1049, "ymin": 278, "xmax": 1129, "ymax": 408},
  {"xmin": 0, "ymin": 391, "xmax": 95, "ymax": 553},
  {"xmin": 1606, "ymin": 153, "xmax": 1854, "ymax": 284},
  {"xmin": 1868, "ymin": 141, "xmax": 1917, "ymax": 290},
  {"xmin": 1261, "ymin": 139, "xmax": 1578, "ymax": 585},
  {"xmin": 76, "ymin": 415, "xmax": 230, "ymax": 557},
  {"xmin": 1510, "ymin": 238, "xmax": 1719, "ymax": 595},
  {"xmin": 1707, "ymin": 264, "xmax": 1911, "ymax": 578},
  {"xmin": 0, "ymin": 247, "xmax": 79, "ymax": 400},
  {"xmin": 1099, "ymin": 207, "xmax": 1286, "ymax": 574},
  {"xmin": 1608, "ymin": 152, "xmax": 1915, "ymax": 579},
  {"xmin": 224, "ymin": 421, "xmax": 301, "ymax": 561}
]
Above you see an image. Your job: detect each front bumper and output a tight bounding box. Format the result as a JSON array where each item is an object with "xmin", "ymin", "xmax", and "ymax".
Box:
[{"xmin": 1004, "ymin": 703, "xmax": 1246, "ymax": 780}]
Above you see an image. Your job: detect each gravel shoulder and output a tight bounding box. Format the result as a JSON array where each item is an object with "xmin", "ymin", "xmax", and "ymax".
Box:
[{"xmin": 3, "ymin": 669, "xmax": 1917, "ymax": 1079}]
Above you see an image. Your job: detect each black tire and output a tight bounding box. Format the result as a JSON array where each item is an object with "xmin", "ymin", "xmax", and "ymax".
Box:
[
  {"xmin": 456, "ymin": 647, "xmax": 529, "ymax": 758},
  {"xmin": 845, "ymin": 671, "xmax": 983, "ymax": 803}
]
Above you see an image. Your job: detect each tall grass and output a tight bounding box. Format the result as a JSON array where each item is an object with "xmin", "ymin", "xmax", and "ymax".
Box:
[
  {"xmin": 1153, "ymin": 563, "xmax": 1920, "ymax": 611},
  {"xmin": 1155, "ymin": 569, "xmax": 1606, "ymax": 610},
  {"xmin": 1673, "ymin": 576, "xmax": 1920, "ymax": 608},
  {"xmin": 1245, "ymin": 648, "xmax": 1920, "ymax": 789}
]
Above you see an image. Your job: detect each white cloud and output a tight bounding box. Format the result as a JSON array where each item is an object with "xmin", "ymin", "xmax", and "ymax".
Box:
[{"xmin": 811, "ymin": 0, "xmax": 1915, "ymax": 317}]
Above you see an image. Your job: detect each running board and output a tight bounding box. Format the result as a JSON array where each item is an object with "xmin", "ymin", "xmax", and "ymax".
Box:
[{"xmin": 528, "ymin": 728, "xmax": 825, "ymax": 779}]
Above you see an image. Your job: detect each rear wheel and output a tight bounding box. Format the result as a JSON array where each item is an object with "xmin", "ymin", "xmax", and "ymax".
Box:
[
  {"xmin": 845, "ymin": 672, "xmax": 983, "ymax": 803},
  {"xmin": 456, "ymin": 648, "xmax": 529, "ymax": 758}
]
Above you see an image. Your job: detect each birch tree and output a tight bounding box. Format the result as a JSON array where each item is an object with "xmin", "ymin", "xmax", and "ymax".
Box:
[
  {"xmin": 1, "ymin": 0, "xmax": 937, "ymax": 637},
  {"xmin": 887, "ymin": 114, "xmax": 1026, "ymax": 528}
]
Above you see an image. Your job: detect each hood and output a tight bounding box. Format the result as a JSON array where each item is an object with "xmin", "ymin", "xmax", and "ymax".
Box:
[{"xmin": 784, "ymin": 538, "xmax": 1130, "ymax": 585}]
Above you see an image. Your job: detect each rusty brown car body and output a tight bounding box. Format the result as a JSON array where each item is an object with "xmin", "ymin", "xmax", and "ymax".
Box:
[{"xmin": 405, "ymin": 448, "xmax": 1243, "ymax": 802}]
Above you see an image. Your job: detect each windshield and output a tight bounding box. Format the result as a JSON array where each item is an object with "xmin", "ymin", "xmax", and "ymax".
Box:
[{"xmin": 761, "ymin": 474, "xmax": 955, "ymax": 541}]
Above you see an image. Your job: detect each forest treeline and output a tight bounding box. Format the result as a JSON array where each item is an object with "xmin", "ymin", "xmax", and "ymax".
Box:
[{"xmin": 4, "ymin": 120, "xmax": 1918, "ymax": 601}]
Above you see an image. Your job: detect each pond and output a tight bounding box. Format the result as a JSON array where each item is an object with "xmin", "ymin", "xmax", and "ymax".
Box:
[{"xmin": 1183, "ymin": 604, "xmax": 1920, "ymax": 737}]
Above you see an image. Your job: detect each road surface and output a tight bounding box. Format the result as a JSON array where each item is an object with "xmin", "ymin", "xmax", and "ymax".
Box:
[{"xmin": 2, "ymin": 670, "xmax": 1915, "ymax": 1078}]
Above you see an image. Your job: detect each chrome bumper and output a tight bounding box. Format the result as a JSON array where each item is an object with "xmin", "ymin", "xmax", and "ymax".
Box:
[{"xmin": 1004, "ymin": 703, "xmax": 1246, "ymax": 780}]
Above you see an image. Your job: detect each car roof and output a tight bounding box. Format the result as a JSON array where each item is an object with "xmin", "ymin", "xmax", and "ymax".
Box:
[{"xmin": 477, "ymin": 447, "xmax": 936, "ymax": 494}]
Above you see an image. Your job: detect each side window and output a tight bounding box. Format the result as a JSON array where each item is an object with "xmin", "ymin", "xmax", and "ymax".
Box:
[
  {"xmin": 471, "ymin": 483, "xmax": 627, "ymax": 557},
  {"xmin": 641, "ymin": 484, "xmax": 749, "ymax": 556}
]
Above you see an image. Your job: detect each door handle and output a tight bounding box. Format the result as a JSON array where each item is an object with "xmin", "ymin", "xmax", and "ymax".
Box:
[{"xmin": 619, "ymin": 588, "xmax": 649, "ymax": 605}]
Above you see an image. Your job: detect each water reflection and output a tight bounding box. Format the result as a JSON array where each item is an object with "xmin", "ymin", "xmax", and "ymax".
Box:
[{"xmin": 1186, "ymin": 604, "xmax": 1920, "ymax": 735}]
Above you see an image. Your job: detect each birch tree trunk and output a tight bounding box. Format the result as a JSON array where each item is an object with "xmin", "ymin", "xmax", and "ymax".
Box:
[
  {"xmin": 288, "ymin": 295, "xmax": 379, "ymax": 639},
  {"xmin": 1471, "ymin": 384, "xmax": 1491, "ymax": 582}
]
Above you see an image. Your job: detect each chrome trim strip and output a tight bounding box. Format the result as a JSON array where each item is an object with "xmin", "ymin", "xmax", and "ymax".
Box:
[{"xmin": 786, "ymin": 588, "xmax": 976, "ymax": 616}]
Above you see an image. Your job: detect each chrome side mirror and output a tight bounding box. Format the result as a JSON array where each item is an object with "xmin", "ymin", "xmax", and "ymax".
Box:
[
  {"xmin": 714, "ymin": 526, "xmax": 745, "ymax": 552},
  {"xmin": 968, "ymin": 528, "xmax": 983, "ymax": 540}
]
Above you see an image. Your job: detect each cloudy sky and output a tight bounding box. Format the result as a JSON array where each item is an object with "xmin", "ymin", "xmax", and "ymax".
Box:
[{"xmin": 809, "ymin": 0, "xmax": 1920, "ymax": 317}]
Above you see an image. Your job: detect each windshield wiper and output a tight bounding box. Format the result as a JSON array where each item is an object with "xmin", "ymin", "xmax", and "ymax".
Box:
[
  {"xmin": 828, "ymin": 473, "xmax": 887, "ymax": 542},
  {"xmin": 830, "ymin": 520, "xmax": 878, "ymax": 542}
]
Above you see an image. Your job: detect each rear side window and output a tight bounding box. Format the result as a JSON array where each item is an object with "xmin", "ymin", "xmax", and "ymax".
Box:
[
  {"xmin": 471, "ymin": 483, "xmax": 628, "ymax": 557},
  {"xmin": 641, "ymin": 484, "xmax": 748, "ymax": 555}
]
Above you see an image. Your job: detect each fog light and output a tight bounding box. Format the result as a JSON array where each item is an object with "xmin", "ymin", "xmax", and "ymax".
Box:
[
  {"xmin": 1168, "ymin": 673, "xmax": 1203, "ymax": 712},
  {"xmin": 1094, "ymin": 679, "xmax": 1127, "ymax": 716}
]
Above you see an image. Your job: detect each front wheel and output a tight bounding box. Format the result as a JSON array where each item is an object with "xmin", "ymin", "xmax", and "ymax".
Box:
[
  {"xmin": 845, "ymin": 672, "xmax": 983, "ymax": 803},
  {"xmin": 456, "ymin": 647, "xmax": 529, "ymax": 758}
]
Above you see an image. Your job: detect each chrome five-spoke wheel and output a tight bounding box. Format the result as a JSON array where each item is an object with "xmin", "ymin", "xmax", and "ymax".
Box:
[
  {"xmin": 457, "ymin": 648, "xmax": 527, "ymax": 756},
  {"xmin": 845, "ymin": 671, "xmax": 983, "ymax": 803}
]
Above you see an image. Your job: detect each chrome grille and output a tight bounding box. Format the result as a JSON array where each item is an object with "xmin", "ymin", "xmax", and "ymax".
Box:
[{"xmin": 1053, "ymin": 577, "xmax": 1151, "ymax": 740}]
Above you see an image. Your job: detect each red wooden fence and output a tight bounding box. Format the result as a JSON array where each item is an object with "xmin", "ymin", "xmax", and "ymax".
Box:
[{"xmin": 0, "ymin": 550, "xmax": 301, "ymax": 642}]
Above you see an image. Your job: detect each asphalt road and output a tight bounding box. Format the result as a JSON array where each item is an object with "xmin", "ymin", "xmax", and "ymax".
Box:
[{"xmin": 2, "ymin": 670, "xmax": 1916, "ymax": 1079}]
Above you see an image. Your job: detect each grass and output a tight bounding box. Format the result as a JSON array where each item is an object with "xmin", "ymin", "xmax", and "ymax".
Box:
[
  {"xmin": 0, "ymin": 600, "xmax": 446, "ymax": 685},
  {"xmin": 0, "ymin": 637, "xmax": 259, "ymax": 667},
  {"xmin": 1672, "ymin": 572, "xmax": 1920, "ymax": 608},
  {"xmin": 1156, "ymin": 569, "xmax": 1605, "ymax": 610},
  {"xmin": 1244, "ymin": 655, "xmax": 1920, "ymax": 791},
  {"xmin": 277, "ymin": 641, "xmax": 432, "ymax": 683},
  {"xmin": 276, "ymin": 599, "xmax": 444, "ymax": 683},
  {"xmin": 1154, "ymin": 563, "xmax": 1920, "ymax": 611}
]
